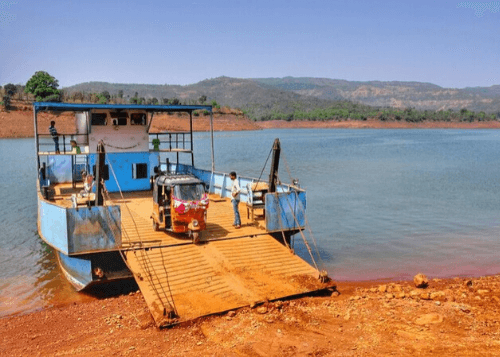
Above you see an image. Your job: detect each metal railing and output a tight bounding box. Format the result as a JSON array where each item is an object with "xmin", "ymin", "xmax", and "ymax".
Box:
[
  {"xmin": 37, "ymin": 133, "xmax": 89, "ymax": 154},
  {"xmin": 149, "ymin": 132, "xmax": 192, "ymax": 152}
]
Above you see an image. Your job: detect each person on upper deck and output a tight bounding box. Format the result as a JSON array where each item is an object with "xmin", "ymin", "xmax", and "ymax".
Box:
[
  {"xmin": 49, "ymin": 121, "xmax": 60, "ymax": 154},
  {"xmin": 70, "ymin": 140, "xmax": 81, "ymax": 154},
  {"xmin": 230, "ymin": 171, "xmax": 241, "ymax": 229}
]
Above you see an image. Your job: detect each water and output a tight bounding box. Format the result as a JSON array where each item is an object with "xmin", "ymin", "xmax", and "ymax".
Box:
[{"xmin": 2, "ymin": 129, "xmax": 500, "ymax": 316}]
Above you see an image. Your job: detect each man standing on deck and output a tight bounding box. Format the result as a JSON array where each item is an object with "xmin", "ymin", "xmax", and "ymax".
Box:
[
  {"xmin": 49, "ymin": 121, "xmax": 60, "ymax": 154},
  {"xmin": 230, "ymin": 171, "xmax": 241, "ymax": 228}
]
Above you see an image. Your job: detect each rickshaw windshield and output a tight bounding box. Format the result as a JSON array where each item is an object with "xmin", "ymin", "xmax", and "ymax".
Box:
[{"xmin": 173, "ymin": 184, "xmax": 205, "ymax": 201}]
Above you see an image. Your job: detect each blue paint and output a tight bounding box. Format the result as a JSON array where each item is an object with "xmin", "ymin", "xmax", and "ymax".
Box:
[
  {"xmin": 46, "ymin": 155, "xmax": 73, "ymax": 183},
  {"xmin": 265, "ymin": 191, "xmax": 307, "ymax": 232},
  {"xmin": 67, "ymin": 206, "xmax": 121, "ymax": 253},
  {"xmin": 39, "ymin": 198, "xmax": 122, "ymax": 254},
  {"xmin": 34, "ymin": 102, "xmax": 212, "ymax": 113},
  {"xmin": 88, "ymin": 152, "xmax": 159, "ymax": 192},
  {"xmin": 57, "ymin": 252, "xmax": 92, "ymax": 291},
  {"xmin": 38, "ymin": 199, "xmax": 69, "ymax": 254}
]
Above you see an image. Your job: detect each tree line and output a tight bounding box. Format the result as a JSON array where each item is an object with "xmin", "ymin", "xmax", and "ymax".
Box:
[{"xmin": 255, "ymin": 101, "xmax": 499, "ymax": 123}]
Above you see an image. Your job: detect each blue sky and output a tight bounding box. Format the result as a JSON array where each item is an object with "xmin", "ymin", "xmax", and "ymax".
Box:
[{"xmin": 0, "ymin": 0, "xmax": 498, "ymax": 89}]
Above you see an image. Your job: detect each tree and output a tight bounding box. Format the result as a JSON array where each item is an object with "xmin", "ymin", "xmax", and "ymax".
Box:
[
  {"xmin": 96, "ymin": 93, "xmax": 108, "ymax": 104},
  {"xmin": 24, "ymin": 71, "xmax": 61, "ymax": 102},
  {"xmin": 4, "ymin": 83, "xmax": 17, "ymax": 96},
  {"xmin": 100, "ymin": 91, "xmax": 110, "ymax": 102},
  {"xmin": 118, "ymin": 90, "xmax": 124, "ymax": 98},
  {"xmin": 2, "ymin": 95, "xmax": 11, "ymax": 110},
  {"xmin": 199, "ymin": 95, "xmax": 207, "ymax": 104}
]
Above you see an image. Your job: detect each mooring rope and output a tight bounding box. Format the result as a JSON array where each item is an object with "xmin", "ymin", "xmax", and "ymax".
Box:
[
  {"xmin": 103, "ymin": 144, "xmax": 177, "ymax": 316},
  {"xmin": 280, "ymin": 151, "xmax": 326, "ymax": 271}
]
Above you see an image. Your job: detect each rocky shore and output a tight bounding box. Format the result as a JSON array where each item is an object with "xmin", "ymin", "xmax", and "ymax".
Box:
[{"xmin": 2, "ymin": 273, "xmax": 500, "ymax": 356}]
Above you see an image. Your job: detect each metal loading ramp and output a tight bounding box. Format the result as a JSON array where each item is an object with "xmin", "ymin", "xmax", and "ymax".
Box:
[{"xmin": 123, "ymin": 234, "xmax": 329, "ymax": 327}]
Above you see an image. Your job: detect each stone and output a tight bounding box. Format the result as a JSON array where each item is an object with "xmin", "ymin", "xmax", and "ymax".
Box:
[
  {"xmin": 378, "ymin": 285, "xmax": 387, "ymax": 293},
  {"xmin": 430, "ymin": 291, "xmax": 446, "ymax": 302},
  {"xmin": 477, "ymin": 289, "xmax": 490, "ymax": 295},
  {"xmin": 385, "ymin": 293, "xmax": 394, "ymax": 299},
  {"xmin": 392, "ymin": 285, "xmax": 403, "ymax": 293},
  {"xmin": 331, "ymin": 291, "xmax": 340, "ymax": 298},
  {"xmin": 397, "ymin": 292, "xmax": 406, "ymax": 299},
  {"xmin": 410, "ymin": 290, "xmax": 421, "ymax": 298},
  {"xmin": 414, "ymin": 273, "xmax": 429, "ymax": 288},
  {"xmin": 415, "ymin": 313, "xmax": 444, "ymax": 325},
  {"xmin": 256, "ymin": 306, "xmax": 268, "ymax": 314},
  {"xmin": 492, "ymin": 296, "xmax": 500, "ymax": 303},
  {"xmin": 420, "ymin": 292, "xmax": 431, "ymax": 300},
  {"xmin": 227, "ymin": 311, "xmax": 236, "ymax": 317}
]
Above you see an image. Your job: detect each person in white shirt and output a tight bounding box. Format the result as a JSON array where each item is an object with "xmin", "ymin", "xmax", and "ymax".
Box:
[{"xmin": 230, "ymin": 171, "xmax": 241, "ymax": 228}]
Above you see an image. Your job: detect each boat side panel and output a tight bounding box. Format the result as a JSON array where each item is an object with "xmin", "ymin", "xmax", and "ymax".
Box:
[
  {"xmin": 67, "ymin": 206, "xmax": 122, "ymax": 254},
  {"xmin": 45, "ymin": 155, "xmax": 73, "ymax": 183},
  {"xmin": 38, "ymin": 198, "xmax": 69, "ymax": 254},
  {"xmin": 265, "ymin": 191, "xmax": 307, "ymax": 232},
  {"xmin": 57, "ymin": 252, "xmax": 92, "ymax": 291},
  {"xmin": 88, "ymin": 152, "xmax": 158, "ymax": 192}
]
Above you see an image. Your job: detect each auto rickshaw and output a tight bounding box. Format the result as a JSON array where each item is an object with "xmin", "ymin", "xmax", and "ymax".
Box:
[{"xmin": 151, "ymin": 173, "xmax": 209, "ymax": 243}]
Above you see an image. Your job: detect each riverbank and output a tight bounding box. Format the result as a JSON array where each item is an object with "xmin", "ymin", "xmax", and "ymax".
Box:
[
  {"xmin": 2, "ymin": 105, "xmax": 500, "ymax": 139},
  {"xmin": 0, "ymin": 106, "xmax": 261, "ymax": 138},
  {"xmin": 2, "ymin": 274, "xmax": 500, "ymax": 356}
]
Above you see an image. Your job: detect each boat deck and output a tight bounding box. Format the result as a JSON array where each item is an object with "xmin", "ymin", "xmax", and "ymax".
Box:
[{"xmin": 48, "ymin": 183, "xmax": 331, "ymax": 327}]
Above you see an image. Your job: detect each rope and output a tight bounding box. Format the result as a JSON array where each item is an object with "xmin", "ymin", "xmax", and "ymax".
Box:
[
  {"xmin": 255, "ymin": 146, "xmax": 274, "ymax": 185},
  {"xmin": 282, "ymin": 152, "xmax": 325, "ymax": 270},
  {"xmin": 103, "ymin": 144, "xmax": 177, "ymax": 317},
  {"xmin": 275, "ymin": 151, "xmax": 327, "ymax": 275}
]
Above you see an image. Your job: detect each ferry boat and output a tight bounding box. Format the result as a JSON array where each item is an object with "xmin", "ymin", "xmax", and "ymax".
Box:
[{"xmin": 34, "ymin": 102, "xmax": 330, "ymax": 326}]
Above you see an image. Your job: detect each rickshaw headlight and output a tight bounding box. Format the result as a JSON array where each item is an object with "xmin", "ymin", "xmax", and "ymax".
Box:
[{"xmin": 192, "ymin": 220, "xmax": 199, "ymax": 227}]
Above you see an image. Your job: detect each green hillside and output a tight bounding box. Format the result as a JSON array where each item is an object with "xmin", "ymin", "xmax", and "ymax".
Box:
[{"xmin": 61, "ymin": 76, "xmax": 500, "ymax": 121}]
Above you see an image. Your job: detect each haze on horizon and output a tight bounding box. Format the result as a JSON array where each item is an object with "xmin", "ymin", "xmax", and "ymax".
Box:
[{"xmin": 0, "ymin": 0, "xmax": 498, "ymax": 89}]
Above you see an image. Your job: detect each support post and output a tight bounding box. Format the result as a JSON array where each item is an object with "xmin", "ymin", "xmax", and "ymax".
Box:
[
  {"xmin": 33, "ymin": 107, "xmax": 40, "ymax": 170},
  {"xmin": 95, "ymin": 142, "xmax": 105, "ymax": 206},
  {"xmin": 189, "ymin": 111, "xmax": 194, "ymax": 166},
  {"xmin": 210, "ymin": 110, "xmax": 215, "ymax": 172},
  {"xmin": 269, "ymin": 138, "xmax": 281, "ymax": 193}
]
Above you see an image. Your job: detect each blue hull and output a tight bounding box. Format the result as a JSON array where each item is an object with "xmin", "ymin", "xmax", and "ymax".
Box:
[{"xmin": 56, "ymin": 251, "xmax": 132, "ymax": 291}]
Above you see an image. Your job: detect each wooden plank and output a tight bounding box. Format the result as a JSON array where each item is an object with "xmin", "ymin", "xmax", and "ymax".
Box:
[{"xmin": 123, "ymin": 233, "xmax": 328, "ymax": 327}]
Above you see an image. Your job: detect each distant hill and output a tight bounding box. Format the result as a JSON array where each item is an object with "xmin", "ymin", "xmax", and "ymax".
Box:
[{"xmin": 63, "ymin": 77, "xmax": 500, "ymax": 120}]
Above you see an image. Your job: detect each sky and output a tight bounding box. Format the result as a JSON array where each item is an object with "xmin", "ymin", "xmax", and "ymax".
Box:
[{"xmin": 0, "ymin": 0, "xmax": 498, "ymax": 89}]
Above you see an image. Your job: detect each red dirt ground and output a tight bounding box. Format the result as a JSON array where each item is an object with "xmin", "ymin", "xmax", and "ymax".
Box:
[{"xmin": 2, "ymin": 275, "xmax": 500, "ymax": 356}]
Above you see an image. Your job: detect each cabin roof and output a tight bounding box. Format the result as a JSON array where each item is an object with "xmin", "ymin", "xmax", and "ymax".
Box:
[{"xmin": 33, "ymin": 102, "xmax": 213, "ymax": 113}]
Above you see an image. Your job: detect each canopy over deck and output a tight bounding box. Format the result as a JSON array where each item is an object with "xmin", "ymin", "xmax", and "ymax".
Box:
[{"xmin": 33, "ymin": 102, "xmax": 213, "ymax": 113}]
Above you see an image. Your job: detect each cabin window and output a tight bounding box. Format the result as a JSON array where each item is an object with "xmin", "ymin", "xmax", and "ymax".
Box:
[
  {"xmin": 132, "ymin": 163, "xmax": 148, "ymax": 179},
  {"xmin": 92, "ymin": 165, "xmax": 110, "ymax": 181},
  {"xmin": 110, "ymin": 112, "xmax": 128, "ymax": 126},
  {"xmin": 91, "ymin": 113, "xmax": 107, "ymax": 125},
  {"xmin": 131, "ymin": 113, "xmax": 147, "ymax": 125}
]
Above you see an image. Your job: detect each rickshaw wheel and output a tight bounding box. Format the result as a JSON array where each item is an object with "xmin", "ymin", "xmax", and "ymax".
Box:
[
  {"xmin": 152, "ymin": 220, "xmax": 159, "ymax": 231},
  {"xmin": 192, "ymin": 232, "xmax": 200, "ymax": 244}
]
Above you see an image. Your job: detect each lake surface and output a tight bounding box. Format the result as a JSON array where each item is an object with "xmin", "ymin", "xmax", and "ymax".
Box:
[{"xmin": 2, "ymin": 129, "xmax": 500, "ymax": 316}]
